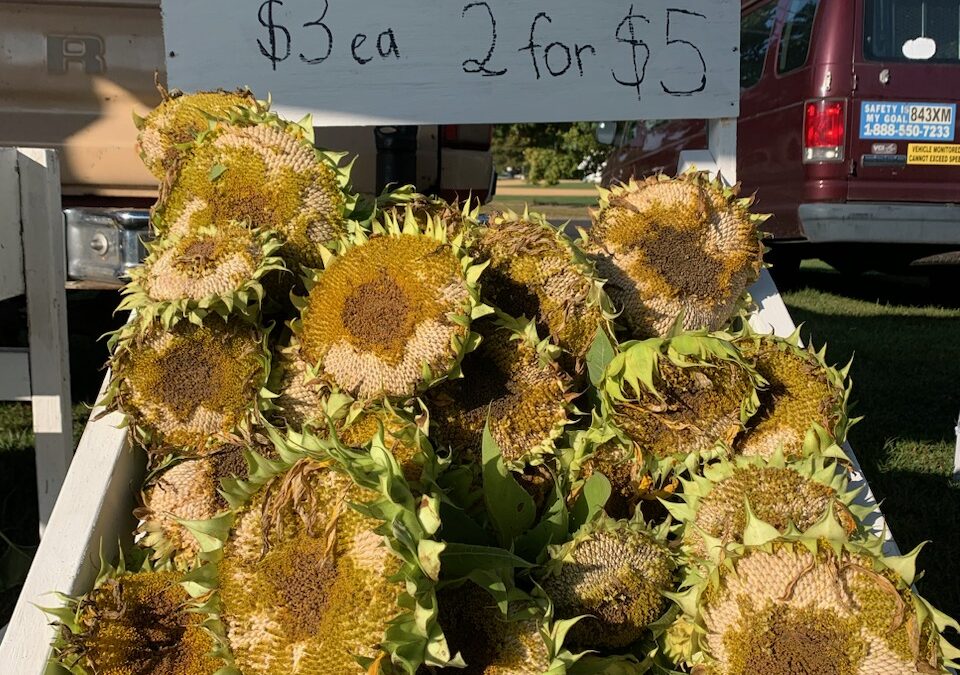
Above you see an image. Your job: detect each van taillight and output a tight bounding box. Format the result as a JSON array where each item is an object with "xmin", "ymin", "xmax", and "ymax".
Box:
[{"xmin": 803, "ymin": 99, "xmax": 846, "ymax": 163}]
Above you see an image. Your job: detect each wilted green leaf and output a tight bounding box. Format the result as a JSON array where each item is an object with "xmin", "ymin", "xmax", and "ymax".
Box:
[
  {"xmin": 569, "ymin": 472, "xmax": 611, "ymax": 533},
  {"xmin": 481, "ymin": 421, "xmax": 536, "ymax": 546}
]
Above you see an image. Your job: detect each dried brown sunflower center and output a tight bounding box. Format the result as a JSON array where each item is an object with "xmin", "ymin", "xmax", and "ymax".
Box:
[
  {"xmin": 261, "ymin": 533, "xmax": 339, "ymax": 642},
  {"xmin": 642, "ymin": 226, "xmax": 723, "ymax": 299},
  {"xmin": 340, "ymin": 270, "xmax": 413, "ymax": 353},
  {"xmin": 436, "ymin": 585, "xmax": 508, "ymax": 674},
  {"xmin": 155, "ymin": 341, "xmax": 222, "ymax": 416},
  {"xmin": 727, "ymin": 605, "xmax": 859, "ymax": 675},
  {"xmin": 180, "ymin": 238, "xmax": 217, "ymax": 263}
]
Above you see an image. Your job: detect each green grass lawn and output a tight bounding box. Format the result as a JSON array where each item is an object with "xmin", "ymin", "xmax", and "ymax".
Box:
[
  {"xmin": 483, "ymin": 200, "xmax": 595, "ymax": 222},
  {"xmin": 496, "ymin": 179, "xmax": 598, "ymax": 191},
  {"xmin": 782, "ymin": 261, "xmax": 960, "ymax": 628}
]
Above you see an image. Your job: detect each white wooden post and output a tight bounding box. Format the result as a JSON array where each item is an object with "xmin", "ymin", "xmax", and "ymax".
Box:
[
  {"xmin": 0, "ymin": 149, "xmax": 25, "ymax": 301},
  {"xmin": 0, "ymin": 148, "xmax": 74, "ymax": 536},
  {"xmin": 678, "ymin": 117, "xmax": 739, "ymax": 184}
]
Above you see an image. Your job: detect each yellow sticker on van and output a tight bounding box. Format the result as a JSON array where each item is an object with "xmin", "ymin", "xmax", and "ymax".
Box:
[{"xmin": 907, "ymin": 143, "xmax": 960, "ymax": 165}]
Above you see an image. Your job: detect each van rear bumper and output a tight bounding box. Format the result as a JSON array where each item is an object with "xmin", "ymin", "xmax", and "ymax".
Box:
[{"xmin": 799, "ymin": 202, "xmax": 960, "ymax": 245}]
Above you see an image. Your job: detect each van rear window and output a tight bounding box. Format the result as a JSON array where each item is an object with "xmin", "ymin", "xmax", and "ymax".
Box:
[
  {"xmin": 778, "ymin": 0, "xmax": 820, "ymax": 74},
  {"xmin": 741, "ymin": 1, "xmax": 779, "ymax": 88},
  {"xmin": 864, "ymin": 0, "xmax": 960, "ymax": 63}
]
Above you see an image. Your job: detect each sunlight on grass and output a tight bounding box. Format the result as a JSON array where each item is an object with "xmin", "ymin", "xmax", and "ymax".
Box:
[{"xmin": 783, "ymin": 262, "xmax": 960, "ymax": 628}]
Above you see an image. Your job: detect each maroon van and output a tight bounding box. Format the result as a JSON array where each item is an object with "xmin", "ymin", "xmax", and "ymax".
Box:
[{"xmin": 601, "ymin": 0, "xmax": 960, "ymax": 273}]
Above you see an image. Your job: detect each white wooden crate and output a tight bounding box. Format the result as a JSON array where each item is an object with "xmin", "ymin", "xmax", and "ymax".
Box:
[{"xmin": 0, "ymin": 270, "xmax": 898, "ymax": 674}]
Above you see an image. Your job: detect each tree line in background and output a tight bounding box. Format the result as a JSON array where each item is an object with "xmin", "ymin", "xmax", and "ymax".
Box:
[{"xmin": 492, "ymin": 122, "xmax": 608, "ymax": 185}]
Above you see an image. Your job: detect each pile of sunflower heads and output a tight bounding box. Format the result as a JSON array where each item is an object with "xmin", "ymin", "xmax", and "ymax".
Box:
[{"xmin": 45, "ymin": 89, "xmax": 960, "ymax": 675}]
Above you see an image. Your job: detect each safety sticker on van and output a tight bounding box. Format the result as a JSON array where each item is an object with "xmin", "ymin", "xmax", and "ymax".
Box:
[
  {"xmin": 860, "ymin": 102, "xmax": 956, "ymax": 141},
  {"xmin": 907, "ymin": 143, "xmax": 960, "ymax": 166}
]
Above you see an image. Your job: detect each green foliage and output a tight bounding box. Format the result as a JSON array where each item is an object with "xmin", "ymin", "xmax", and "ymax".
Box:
[{"xmin": 492, "ymin": 122, "xmax": 607, "ymax": 185}]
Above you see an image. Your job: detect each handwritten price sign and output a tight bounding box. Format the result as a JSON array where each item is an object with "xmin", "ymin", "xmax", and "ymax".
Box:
[{"xmin": 162, "ymin": 0, "xmax": 739, "ymax": 126}]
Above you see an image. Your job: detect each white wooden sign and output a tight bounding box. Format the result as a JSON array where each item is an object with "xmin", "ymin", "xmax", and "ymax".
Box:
[{"xmin": 162, "ymin": 0, "xmax": 740, "ymax": 126}]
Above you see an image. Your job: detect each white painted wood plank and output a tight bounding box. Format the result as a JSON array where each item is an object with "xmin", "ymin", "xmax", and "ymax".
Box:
[
  {"xmin": 162, "ymin": 0, "xmax": 741, "ymax": 125},
  {"xmin": 0, "ymin": 378, "xmax": 138, "ymax": 675},
  {"xmin": 0, "ymin": 148, "xmax": 24, "ymax": 302},
  {"xmin": 17, "ymin": 148, "xmax": 74, "ymax": 535},
  {"xmin": 0, "ymin": 349, "xmax": 31, "ymax": 401},
  {"xmin": 707, "ymin": 117, "xmax": 738, "ymax": 185}
]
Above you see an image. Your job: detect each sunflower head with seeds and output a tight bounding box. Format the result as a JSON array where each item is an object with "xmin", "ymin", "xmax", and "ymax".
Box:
[
  {"xmin": 104, "ymin": 316, "xmax": 272, "ymax": 450},
  {"xmin": 671, "ymin": 518, "xmax": 960, "ymax": 675},
  {"xmin": 540, "ymin": 515, "xmax": 677, "ymax": 651},
  {"xmin": 295, "ymin": 206, "xmax": 489, "ymax": 399},
  {"xmin": 202, "ymin": 457, "xmax": 407, "ymax": 675},
  {"xmin": 134, "ymin": 86, "xmax": 257, "ymax": 180},
  {"xmin": 119, "ymin": 220, "xmax": 285, "ymax": 327},
  {"xmin": 585, "ymin": 172, "xmax": 766, "ymax": 338},
  {"xmin": 427, "ymin": 316, "xmax": 574, "ymax": 471},
  {"xmin": 477, "ymin": 208, "xmax": 615, "ymax": 373},
  {"xmin": 733, "ymin": 326, "xmax": 852, "ymax": 461},
  {"xmin": 152, "ymin": 116, "xmax": 357, "ymax": 272},
  {"xmin": 589, "ymin": 331, "xmax": 763, "ymax": 488},
  {"xmin": 663, "ymin": 451, "xmax": 867, "ymax": 560},
  {"xmin": 135, "ymin": 442, "xmax": 254, "ymax": 569},
  {"xmin": 46, "ymin": 553, "xmax": 225, "ymax": 675}
]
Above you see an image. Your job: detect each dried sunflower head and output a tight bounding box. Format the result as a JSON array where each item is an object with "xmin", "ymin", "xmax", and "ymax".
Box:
[
  {"xmin": 434, "ymin": 583, "xmax": 613, "ymax": 675},
  {"xmin": 211, "ymin": 461, "xmax": 405, "ymax": 674},
  {"xmin": 672, "ymin": 522, "xmax": 960, "ymax": 675},
  {"xmin": 46, "ymin": 555, "xmax": 224, "ymax": 675},
  {"xmin": 135, "ymin": 443, "xmax": 251, "ymax": 569},
  {"xmin": 104, "ymin": 316, "xmax": 271, "ymax": 450},
  {"xmin": 427, "ymin": 316, "xmax": 574, "ymax": 471},
  {"xmin": 477, "ymin": 209, "xmax": 615, "ymax": 372},
  {"xmin": 295, "ymin": 207, "xmax": 489, "ymax": 399},
  {"xmin": 152, "ymin": 118, "xmax": 357, "ymax": 272},
  {"xmin": 134, "ymin": 86, "xmax": 257, "ymax": 179},
  {"xmin": 118, "ymin": 220, "xmax": 285, "ymax": 327},
  {"xmin": 663, "ymin": 452, "xmax": 866, "ymax": 560},
  {"xmin": 193, "ymin": 425, "xmax": 452, "ymax": 675},
  {"xmin": 733, "ymin": 327, "xmax": 852, "ymax": 461},
  {"xmin": 540, "ymin": 516, "xmax": 677, "ymax": 650},
  {"xmin": 590, "ymin": 332, "xmax": 763, "ymax": 487},
  {"xmin": 585, "ymin": 172, "xmax": 766, "ymax": 338}
]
